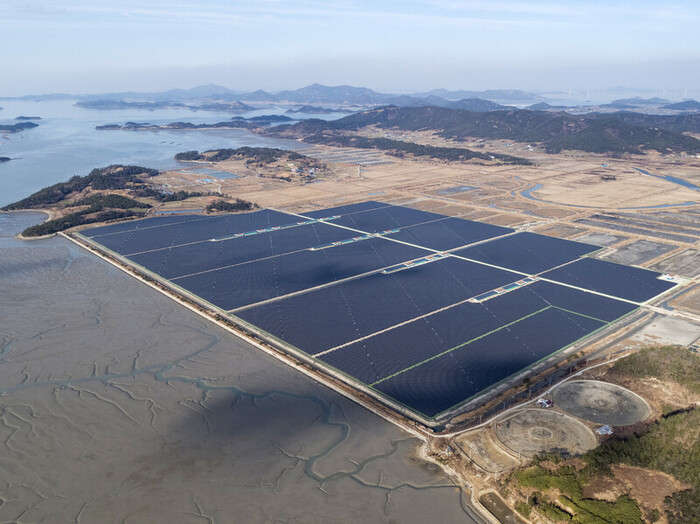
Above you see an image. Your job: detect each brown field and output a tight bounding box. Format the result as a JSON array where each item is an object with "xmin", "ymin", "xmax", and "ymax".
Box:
[{"xmin": 157, "ymin": 140, "xmax": 699, "ymax": 221}]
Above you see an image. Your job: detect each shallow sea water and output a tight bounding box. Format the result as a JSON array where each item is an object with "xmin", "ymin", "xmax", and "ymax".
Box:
[{"xmin": 0, "ymin": 100, "xmax": 337, "ymax": 208}]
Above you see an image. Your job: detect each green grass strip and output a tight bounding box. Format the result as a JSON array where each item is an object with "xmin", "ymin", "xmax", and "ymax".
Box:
[
  {"xmin": 551, "ymin": 305, "xmax": 607, "ymax": 324},
  {"xmin": 370, "ymin": 305, "xmax": 552, "ymax": 386}
]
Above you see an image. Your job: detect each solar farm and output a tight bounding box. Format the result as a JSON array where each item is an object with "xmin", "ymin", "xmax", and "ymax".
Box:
[{"xmin": 76, "ymin": 201, "xmax": 677, "ymax": 422}]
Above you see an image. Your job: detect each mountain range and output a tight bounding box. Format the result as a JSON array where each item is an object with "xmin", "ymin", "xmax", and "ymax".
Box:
[
  {"xmin": 1, "ymin": 83, "xmax": 540, "ymax": 108},
  {"xmin": 266, "ymin": 106, "xmax": 700, "ymax": 155},
  {"xmin": 4, "ymin": 84, "xmax": 697, "ymax": 116}
]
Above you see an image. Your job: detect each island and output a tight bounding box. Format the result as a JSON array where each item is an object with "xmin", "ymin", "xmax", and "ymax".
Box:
[
  {"xmin": 663, "ymin": 99, "xmax": 700, "ymax": 111},
  {"xmin": 0, "ymin": 145, "xmax": 328, "ymax": 237},
  {"xmin": 15, "ymin": 116, "xmax": 42, "ymax": 120},
  {"xmin": 0, "ymin": 121, "xmax": 39, "ymax": 133},
  {"xmin": 76, "ymin": 99, "xmax": 253, "ymax": 113},
  {"xmin": 0, "ymin": 164, "xmax": 244, "ymax": 237},
  {"xmin": 286, "ymin": 105, "xmax": 349, "ymax": 114},
  {"xmin": 96, "ymin": 114, "xmax": 293, "ymax": 132},
  {"xmin": 175, "ymin": 146, "xmax": 327, "ymax": 183},
  {"xmin": 0, "ymin": 157, "xmax": 10, "ymax": 163}
]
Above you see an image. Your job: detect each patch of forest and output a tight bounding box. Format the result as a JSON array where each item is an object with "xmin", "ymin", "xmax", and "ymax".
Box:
[
  {"xmin": 302, "ymin": 134, "xmax": 531, "ymax": 164},
  {"xmin": 2, "ymin": 165, "xmax": 159, "ymax": 210},
  {"xmin": 507, "ymin": 346, "xmax": 700, "ymax": 524},
  {"xmin": 205, "ymin": 199, "xmax": 258, "ymax": 213},
  {"xmin": 174, "ymin": 147, "xmax": 324, "ymax": 169},
  {"xmin": 3, "ymin": 164, "xmax": 257, "ymax": 237}
]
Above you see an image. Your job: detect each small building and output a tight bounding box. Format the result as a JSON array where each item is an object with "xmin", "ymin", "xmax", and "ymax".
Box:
[{"xmin": 595, "ymin": 425, "xmax": 614, "ymax": 436}]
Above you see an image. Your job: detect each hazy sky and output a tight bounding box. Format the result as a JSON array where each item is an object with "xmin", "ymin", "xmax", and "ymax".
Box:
[{"xmin": 2, "ymin": 0, "xmax": 699, "ymax": 96}]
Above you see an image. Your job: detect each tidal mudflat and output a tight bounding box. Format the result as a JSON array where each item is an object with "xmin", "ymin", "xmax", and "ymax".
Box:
[{"xmin": 0, "ymin": 213, "xmax": 479, "ymax": 523}]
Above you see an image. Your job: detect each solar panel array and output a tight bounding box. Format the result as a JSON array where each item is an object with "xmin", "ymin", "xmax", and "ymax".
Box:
[{"xmin": 80, "ymin": 202, "xmax": 676, "ymax": 419}]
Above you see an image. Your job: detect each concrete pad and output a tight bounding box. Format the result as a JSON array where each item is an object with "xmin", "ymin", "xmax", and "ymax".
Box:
[
  {"xmin": 629, "ymin": 316, "xmax": 700, "ymax": 347},
  {"xmin": 553, "ymin": 380, "xmax": 651, "ymax": 426},
  {"xmin": 493, "ymin": 409, "xmax": 597, "ymax": 458},
  {"xmin": 602, "ymin": 240, "xmax": 676, "ymax": 266},
  {"xmin": 455, "ymin": 431, "xmax": 520, "ymax": 473}
]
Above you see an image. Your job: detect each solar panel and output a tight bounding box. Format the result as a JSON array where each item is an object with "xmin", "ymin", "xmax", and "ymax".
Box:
[
  {"xmin": 454, "ymin": 232, "xmax": 599, "ymax": 274},
  {"xmin": 79, "ymin": 202, "xmax": 672, "ymax": 420},
  {"xmin": 542, "ymin": 257, "xmax": 675, "ymax": 302}
]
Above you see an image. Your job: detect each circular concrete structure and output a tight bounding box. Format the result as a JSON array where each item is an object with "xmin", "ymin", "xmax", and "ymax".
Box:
[
  {"xmin": 494, "ymin": 409, "xmax": 597, "ymax": 458},
  {"xmin": 553, "ymin": 380, "xmax": 651, "ymax": 426}
]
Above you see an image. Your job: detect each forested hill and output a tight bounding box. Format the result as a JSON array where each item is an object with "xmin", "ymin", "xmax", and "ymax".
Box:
[{"xmin": 269, "ymin": 107, "xmax": 700, "ymax": 155}]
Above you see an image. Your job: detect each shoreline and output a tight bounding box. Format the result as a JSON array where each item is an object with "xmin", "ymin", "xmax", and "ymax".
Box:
[{"xmin": 6, "ymin": 208, "xmax": 55, "ymax": 241}]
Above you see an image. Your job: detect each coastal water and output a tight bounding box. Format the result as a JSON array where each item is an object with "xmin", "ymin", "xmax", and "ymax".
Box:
[{"xmin": 0, "ymin": 100, "xmax": 344, "ymax": 207}]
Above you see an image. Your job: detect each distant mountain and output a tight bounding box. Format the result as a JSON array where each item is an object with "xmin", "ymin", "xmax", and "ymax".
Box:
[
  {"xmin": 239, "ymin": 89, "xmax": 278, "ymax": 102},
  {"xmin": 446, "ymin": 98, "xmax": 510, "ymax": 111},
  {"xmin": 380, "ymin": 95, "xmax": 423, "ymax": 107},
  {"xmin": 3, "ymin": 84, "xmax": 540, "ymax": 106},
  {"xmin": 78, "ymin": 83, "xmax": 389, "ymax": 106},
  {"xmin": 610, "ymin": 97, "xmax": 670, "ymax": 106},
  {"xmin": 286, "ymin": 105, "xmax": 349, "ymax": 114},
  {"xmin": 380, "ymin": 96, "xmax": 509, "ymax": 111},
  {"xmin": 155, "ymin": 84, "xmax": 236, "ymax": 100},
  {"xmin": 76, "ymin": 100, "xmax": 187, "ymax": 110},
  {"xmin": 272, "ymin": 83, "xmax": 390, "ymax": 105},
  {"xmin": 416, "ymin": 89, "xmax": 543, "ymax": 103},
  {"xmin": 269, "ymin": 106, "xmax": 700, "ymax": 155},
  {"xmin": 381, "ymin": 94, "xmax": 457, "ymax": 108},
  {"xmin": 2, "ymin": 85, "xmax": 244, "ymax": 103},
  {"xmin": 79, "ymin": 84, "xmax": 242, "ymax": 102},
  {"xmin": 663, "ymin": 100, "xmax": 700, "ymax": 111},
  {"xmin": 7, "ymin": 84, "xmax": 689, "ymax": 115},
  {"xmin": 75, "ymin": 99, "xmax": 253, "ymax": 112}
]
